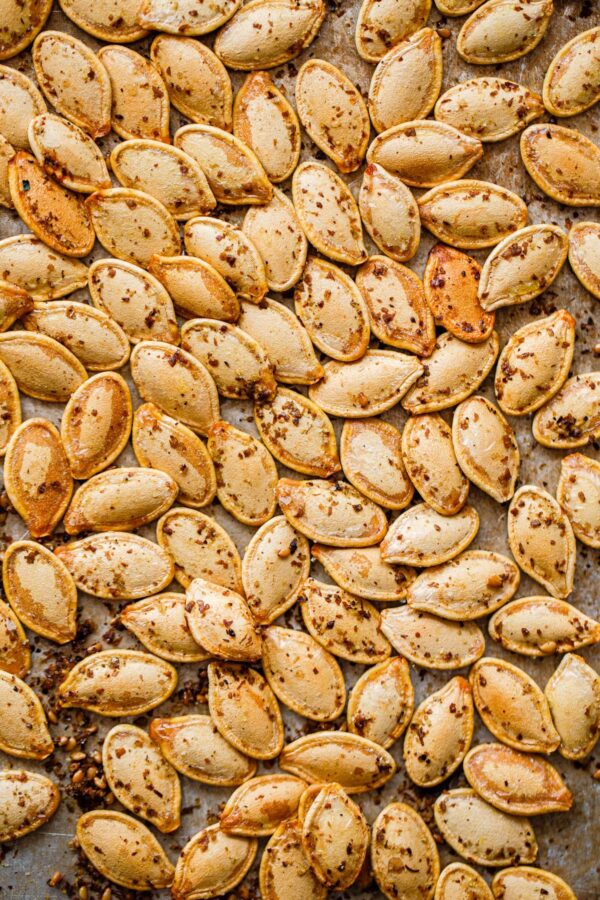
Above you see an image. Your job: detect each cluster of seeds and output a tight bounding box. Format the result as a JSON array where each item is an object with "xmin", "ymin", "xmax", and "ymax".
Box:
[{"xmin": 0, "ymin": 0, "xmax": 598, "ymax": 898}]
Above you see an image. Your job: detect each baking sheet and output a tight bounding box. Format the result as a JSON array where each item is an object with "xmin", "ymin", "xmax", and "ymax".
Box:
[{"xmin": 0, "ymin": 0, "xmax": 599, "ymax": 897}]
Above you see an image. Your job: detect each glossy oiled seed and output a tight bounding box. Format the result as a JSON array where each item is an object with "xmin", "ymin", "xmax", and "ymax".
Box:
[
  {"xmin": 532, "ymin": 373, "xmax": 600, "ymax": 449},
  {"xmin": 0, "ymin": 67, "xmax": 46, "ymax": 155},
  {"xmin": 435, "ymin": 863, "xmax": 493, "ymax": 900},
  {"xmin": 369, "ymin": 29, "xmax": 443, "ymax": 132},
  {"xmin": 241, "ymin": 517, "xmax": 308, "ymax": 623},
  {"xmin": 0, "ymin": 281, "xmax": 34, "ymax": 332},
  {"xmin": 208, "ymin": 421, "xmax": 277, "ymax": 526},
  {"xmin": 171, "ymin": 825, "xmax": 257, "ymax": 900},
  {"xmin": 185, "ymin": 577, "xmax": 262, "ymax": 661},
  {"xmin": 457, "ymin": 0, "xmax": 553, "ymax": 65},
  {"xmin": 545, "ymin": 652, "xmax": 600, "ymax": 760},
  {"xmin": 340, "ymin": 418, "xmax": 413, "ymax": 510},
  {"xmin": 77, "ymin": 810, "xmax": 175, "ymax": 891},
  {"xmin": 470, "ymin": 657, "xmax": 560, "ymax": 753},
  {"xmin": 434, "ymin": 789, "xmax": 537, "ymax": 867},
  {"xmin": 98, "ymin": 45, "xmax": 169, "ymax": 142},
  {"xmin": 381, "ymin": 605, "xmax": 485, "ymax": 669},
  {"xmin": 0, "ymin": 0, "xmax": 52, "ymax": 60},
  {"xmin": 0, "ymin": 670, "xmax": 53, "ymax": 759},
  {"xmin": 418, "ymin": 180, "xmax": 528, "ymax": 249},
  {"xmin": 28, "ymin": 113, "xmax": 111, "ymax": 193},
  {"xmin": 301, "ymin": 782, "xmax": 369, "ymax": 889},
  {"xmin": 243, "ymin": 190, "xmax": 307, "ymax": 293},
  {"xmin": 149, "ymin": 714, "xmax": 257, "ymax": 785},
  {"xmin": 0, "ymin": 770, "xmax": 60, "ymax": 844},
  {"xmin": 435, "ymin": 78, "xmax": 543, "ymax": 142},
  {"xmin": 3, "ymin": 540, "xmax": 77, "ymax": 644},
  {"xmin": 260, "ymin": 818, "xmax": 327, "ymax": 900},
  {"xmin": 0, "ymin": 600, "xmax": 30, "ymax": 678},
  {"xmin": 221, "ymin": 775, "xmax": 307, "ymax": 837},
  {"xmin": 102, "ymin": 724, "xmax": 181, "ymax": 833},
  {"xmin": 463, "ymin": 742, "xmax": 572, "ymax": 815},
  {"xmin": 520, "ymin": 123, "xmax": 600, "ymax": 207},
  {"xmin": 381, "ymin": 504, "xmax": 479, "ymax": 567},
  {"xmin": 543, "ymin": 27, "xmax": 600, "ymax": 117},
  {"xmin": 0, "ymin": 331, "xmax": 86, "ymax": 402},
  {"xmin": 494, "ymin": 310, "xmax": 575, "ymax": 416},
  {"xmin": 404, "ymin": 676, "xmax": 474, "ymax": 787},
  {"xmin": 184, "ymin": 216, "xmax": 267, "ymax": 302},
  {"xmin": 138, "ymin": 0, "xmax": 241, "ymax": 34},
  {"xmin": 355, "ymin": 0, "xmax": 432, "ymax": 62},
  {"xmin": 508, "ymin": 485, "xmax": 576, "ymax": 599},
  {"xmin": 568, "ymin": 220, "xmax": 600, "ymax": 299},
  {"xmin": 157, "ymin": 507, "xmax": 241, "ymax": 591},
  {"xmin": 262, "ymin": 626, "xmax": 346, "ymax": 722},
  {"xmin": 0, "ymin": 359, "xmax": 19, "ymax": 455},
  {"xmin": 55, "ymin": 532, "xmax": 174, "ymax": 600},
  {"xmin": 61, "ymin": 372, "xmax": 132, "ymax": 480},
  {"xmin": 32, "ymin": 31, "xmax": 110, "ymax": 139},
  {"xmin": 280, "ymin": 731, "xmax": 396, "ymax": 793},
  {"xmin": 0, "ymin": 235, "xmax": 88, "ymax": 301},
  {"xmin": 557, "ymin": 453, "xmax": 600, "ymax": 548},
  {"xmin": 208, "ymin": 662, "xmax": 283, "ymax": 760},
  {"xmin": 359, "ymin": 165, "xmax": 421, "ymax": 263},
  {"xmin": 313, "ymin": 544, "xmax": 415, "ymax": 601},
  {"xmin": 347, "ymin": 656, "xmax": 414, "ymax": 748},
  {"xmin": 87, "ymin": 188, "xmax": 181, "ymax": 267},
  {"xmin": 59, "ymin": 0, "xmax": 148, "ymax": 42},
  {"xmin": 402, "ymin": 413, "xmax": 469, "ymax": 516},
  {"xmin": 489, "ymin": 595, "xmax": 600, "ymax": 657},
  {"xmin": 59, "ymin": 649, "xmax": 177, "ymax": 717},
  {"xmin": 149, "ymin": 254, "xmax": 239, "ymax": 323},
  {"xmin": 238, "ymin": 298, "xmax": 323, "ymax": 385},
  {"xmin": 491, "ymin": 867, "xmax": 577, "ymax": 900},
  {"xmin": 120, "ymin": 593, "xmax": 209, "ymax": 663},
  {"xmin": 423, "ymin": 245, "xmax": 494, "ymax": 343},
  {"xmin": 371, "ymin": 802, "xmax": 440, "ymax": 900},
  {"xmin": 452, "ymin": 396, "xmax": 520, "ymax": 503}
]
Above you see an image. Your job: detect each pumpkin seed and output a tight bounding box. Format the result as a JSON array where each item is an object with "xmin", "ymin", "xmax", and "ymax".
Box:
[
  {"xmin": 262, "ymin": 626, "xmax": 346, "ymax": 721},
  {"xmin": 296, "ymin": 58, "xmax": 369, "ymax": 173},
  {"xmin": 434, "ymin": 789, "xmax": 537, "ymax": 867},
  {"xmin": 213, "ymin": 0, "xmax": 327, "ymax": 70},
  {"xmin": 491, "ymin": 867, "xmax": 577, "ymax": 900},
  {"xmin": 157, "ymin": 507, "xmax": 241, "ymax": 591},
  {"xmin": 402, "ymin": 413, "xmax": 470, "ymax": 516},
  {"xmin": 241, "ymin": 517, "xmax": 308, "ymax": 623},
  {"xmin": 175, "ymin": 124, "xmax": 272, "ymax": 206},
  {"xmin": 23, "ymin": 301, "xmax": 129, "ymax": 372},
  {"xmin": 0, "ymin": 135, "xmax": 13, "ymax": 208},
  {"xmin": 463, "ymin": 742, "xmax": 572, "ymax": 815},
  {"xmin": 470, "ymin": 657, "xmax": 560, "ymax": 754},
  {"xmin": 0, "ymin": 770, "xmax": 59, "ymax": 843},
  {"xmin": 545, "ymin": 652, "xmax": 600, "ymax": 760},
  {"xmin": 76, "ymin": 810, "xmax": 175, "ymax": 890},
  {"xmin": 172, "ymin": 825, "xmax": 257, "ymax": 900},
  {"xmin": 149, "ymin": 254, "xmax": 239, "ymax": 323},
  {"xmin": 380, "ymin": 605, "xmax": 485, "ymax": 669},
  {"xmin": 356, "ymin": 254, "xmax": 435, "ymax": 354},
  {"xmin": 309, "ymin": 350, "xmax": 424, "ymax": 417},
  {"xmin": 292, "ymin": 161, "xmax": 367, "ymax": 266},
  {"xmin": 568, "ymin": 220, "xmax": 600, "ymax": 299},
  {"xmin": 301, "ymin": 783, "xmax": 369, "ymax": 889},
  {"xmin": 355, "ymin": 0, "xmax": 432, "ymax": 62},
  {"xmin": 184, "ymin": 216, "xmax": 268, "ymax": 301},
  {"xmin": 60, "ymin": 0, "xmax": 148, "ymax": 42},
  {"xmin": 208, "ymin": 421, "xmax": 277, "ymax": 525},
  {"xmin": 557, "ymin": 452, "xmax": 600, "ymax": 548},
  {"xmin": 233, "ymin": 71, "xmax": 300, "ymax": 183},
  {"xmin": 381, "ymin": 503, "xmax": 479, "ymax": 567},
  {"xmin": 402, "ymin": 331, "xmax": 500, "ymax": 415},
  {"xmin": 457, "ymin": 0, "xmax": 553, "ymax": 65},
  {"xmin": 280, "ymin": 731, "xmax": 396, "ymax": 793},
  {"xmin": 149, "ymin": 714, "xmax": 257, "ymax": 785},
  {"xmin": 151, "ymin": 34, "xmax": 232, "ymax": 130},
  {"xmin": 0, "ymin": 671, "xmax": 53, "ymax": 759},
  {"xmin": 368, "ymin": 120, "xmax": 483, "ymax": 188},
  {"xmin": 87, "ymin": 188, "xmax": 181, "ymax": 267},
  {"xmin": 435, "ymin": 863, "xmax": 493, "ymax": 900},
  {"xmin": 4, "ymin": 419, "xmax": 72, "ymax": 538},
  {"xmin": 55, "ymin": 532, "xmax": 174, "ymax": 600},
  {"xmin": 520, "ymin": 123, "xmax": 600, "ymax": 207},
  {"xmin": 359, "ymin": 165, "xmax": 421, "ymax": 263},
  {"xmin": 494, "ymin": 310, "xmax": 576, "ymax": 416},
  {"xmin": 340, "ymin": 418, "xmax": 413, "ymax": 510},
  {"xmin": 312, "ymin": 544, "xmax": 415, "ymax": 601},
  {"xmin": 28, "ymin": 113, "xmax": 110, "ymax": 194},
  {"xmin": 138, "ymin": 0, "xmax": 241, "ymax": 33},
  {"xmin": 102, "ymin": 724, "xmax": 181, "ymax": 833},
  {"xmin": 489, "ymin": 595, "xmax": 600, "ymax": 657},
  {"xmin": 424, "ymin": 245, "xmax": 494, "ymax": 343},
  {"xmin": 418, "ymin": 180, "xmax": 528, "ymax": 249},
  {"xmin": 61, "ymin": 371, "xmax": 132, "ymax": 479},
  {"xmin": 0, "ymin": 235, "xmax": 88, "ymax": 301},
  {"xmin": 130, "ymin": 341, "xmax": 220, "ymax": 436},
  {"xmin": 0, "ymin": 0, "xmax": 52, "ymax": 60},
  {"xmin": 3, "ymin": 540, "xmax": 77, "ymax": 644},
  {"xmin": 404, "ymin": 676, "xmax": 474, "ymax": 787},
  {"xmin": 0, "ymin": 359, "xmax": 19, "ymax": 455},
  {"xmin": 300, "ymin": 577, "xmax": 391, "ymax": 664},
  {"xmin": 238, "ymin": 297, "xmax": 323, "ymax": 385},
  {"xmin": 277, "ymin": 477, "xmax": 388, "ymax": 547},
  {"xmin": 0, "ymin": 330, "xmax": 87, "ymax": 403},
  {"xmin": 544, "ymin": 26, "xmax": 600, "ymax": 117},
  {"xmin": 347, "ymin": 656, "xmax": 414, "ymax": 748},
  {"xmin": 221, "ymin": 775, "xmax": 307, "ymax": 836},
  {"xmin": 532, "ymin": 373, "xmax": 600, "ymax": 448},
  {"xmin": 452, "ymin": 396, "xmax": 520, "ymax": 502},
  {"xmin": 9, "ymin": 152, "xmax": 94, "ymax": 257},
  {"xmin": 0, "ymin": 601, "xmax": 30, "ymax": 677},
  {"xmin": 260, "ymin": 818, "xmax": 328, "ymax": 900},
  {"xmin": 185, "ymin": 577, "xmax": 262, "ymax": 661},
  {"xmin": 120, "ymin": 592, "xmax": 209, "ymax": 662},
  {"xmin": 435, "ymin": 78, "xmax": 544, "ymax": 142},
  {"xmin": 243, "ymin": 189, "xmax": 307, "ymax": 292},
  {"xmin": 508, "ymin": 485, "xmax": 576, "ymax": 599},
  {"xmin": 435, "ymin": 0, "xmax": 486, "ymax": 12},
  {"xmin": 369, "ymin": 28, "xmax": 443, "ymax": 132},
  {"xmin": 208, "ymin": 661, "xmax": 284, "ymax": 760},
  {"xmin": 59, "ymin": 649, "xmax": 177, "ymax": 716},
  {"xmin": 0, "ymin": 65, "xmax": 46, "ymax": 149},
  {"xmin": 97, "ymin": 45, "xmax": 169, "ymax": 142},
  {"xmin": 371, "ymin": 802, "xmax": 440, "ymax": 899}
]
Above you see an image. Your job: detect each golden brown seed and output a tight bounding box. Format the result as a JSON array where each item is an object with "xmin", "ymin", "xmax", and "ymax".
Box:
[
  {"xmin": 489, "ymin": 595, "xmax": 600, "ymax": 657},
  {"xmin": 98, "ymin": 45, "xmax": 169, "ymax": 142},
  {"xmin": 0, "ymin": 601, "xmax": 30, "ymax": 677},
  {"xmin": 0, "ymin": 65, "xmax": 46, "ymax": 150},
  {"xmin": 0, "ymin": 137, "xmax": 15, "ymax": 208},
  {"xmin": 381, "ymin": 605, "xmax": 485, "ymax": 670},
  {"xmin": 184, "ymin": 216, "xmax": 267, "ymax": 301},
  {"xmin": 568, "ymin": 220, "xmax": 600, "ymax": 299},
  {"xmin": 221, "ymin": 775, "xmax": 307, "ymax": 837},
  {"xmin": 185, "ymin": 577, "xmax": 262, "ymax": 661},
  {"xmin": 532, "ymin": 372, "xmax": 600, "ymax": 449},
  {"xmin": 208, "ymin": 420, "xmax": 277, "ymax": 526},
  {"xmin": 0, "ymin": 770, "xmax": 60, "ymax": 843},
  {"xmin": 171, "ymin": 825, "xmax": 257, "ymax": 900},
  {"xmin": 0, "ymin": 330, "xmax": 87, "ymax": 402},
  {"xmin": 381, "ymin": 503, "xmax": 479, "ymax": 568},
  {"xmin": 545, "ymin": 652, "xmax": 600, "ymax": 760},
  {"xmin": 312, "ymin": 544, "xmax": 415, "ymax": 602},
  {"xmin": 120, "ymin": 593, "xmax": 209, "ymax": 663},
  {"xmin": 435, "ymin": 77, "xmax": 543, "ymax": 142},
  {"xmin": 0, "ymin": 0, "xmax": 52, "ymax": 60},
  {"xmin": 260, "ymin": 819, "xmax": 328, "ymax": 900},
  {"xmin": 543, "ymin": 26, "xmax": 600, "ymax": 117},
  {"xmin": 359, "ymin": 164, "xmax": 421, "ymax": 263},
  {"xmin": 280, "ymin": 731, "xmax": 396, "ymax": 793},
  {"xmin": 0, "ymin": 235, "xmax": 88, "ymax": 301},
  {"xmin": 557, "ymin": 452, "xmax": 600, "ymax": 548},
  {"xmin": 452, "ymin": 396, "xmax": 520, "ymax": 503},
  {"xmin": 355, "ymin": 0, "xmax": 432, "ymax": 62},
  {"xmin": 520, "ymin": 123, "xmax": 600, "ymax": 207},
  {"xmin": 340, "ymin": 418, "xmax": 413, "ymax": 510},
  {"xmin": 347, "ymin": 656, "xmax": 414, "ymax": 748},
  {"xmin": 435, "ymin": 863, "xmax": 493, "ymax": 900},
  {"xmin": 157, "ymin": 507, "xmax": 241, "ymax": 592},
  {"xmin": 0, "ymin": 670, "xmax": 53, "ymax": 759},
  {"xmin": 457, "ymin": 0, "xmax": 553, "ymax": 65},
  {"xmin": 371, "ymin": 802, "xmax": 440, "ymax": 899},
  {"xmin": 492, "ymin": 867, "xmax": 577, "ymax": 900},
  {"xmin": 28, "ymin": 113, "xmax": 111, "ymax": 193},
  {"xmin": 149, "ymin": 254, "xmax": 239, "ymax": 323},
  {"xmin": 301, "ymin": 782, "xmax": 369, "ymax": 889},
  {"xmin": 59, "ymin": 0, "xmax": 148, "ymax": 43},
  {"xmin": 138, "ymin": 0, "xmax": 241, "ymax": 34},
  {"xmin": 424, "ymin": 244, "xmax": 494, "ymax": 343},
  {"xmin": 243, "ymin": 189, "xmax": 307, "ymax": 293},
  {"xmin": 241, "ymin": 516, "xmax": 309, "ymax": 623},
  {"xmin": 402, "ymin": 413, "xmax": 469, "ymax": 516}
]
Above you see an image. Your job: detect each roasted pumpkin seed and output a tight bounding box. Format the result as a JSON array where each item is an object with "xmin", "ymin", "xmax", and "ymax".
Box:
[
  {"xmin": 0, "ymin": 601, "xmax": 30, "ymax": 677},
  {"xmin": 0, "ymin": 671, "xmax": 53, "ymax": 759},
  {"xmin": 0, "ymin": 330, "xmax": 87, "ymax": 402},
  {"xmin": 359, "ymin": 165, "xmax": 421, "ymax": 263},
  {"xmin": 185, "ymin": 577, "xmax": 262, "ymax": 661},
  {"xmin": 532, "ymin": 372, "xmax": 600, "ymax": 449},
  {"xmin": 208, "ymin": 420, "xmax": 277, "ymax": 525},
  {"xmin": 543, "ymin": 26, "xmax": 600, "ymax": 117},
  {"xmin": 355, "ymin": 0, "xmax": 432, "ymax": 62},
  {"xmin": 491, "ymin": 867, "xmax": 577, "ymax": 900},
  {"xmin": 98, "ymin": 44, "xmax": 169, "ymax": 142},
  {"xmin": 0, "ymin": 359, "xmax": 19, "ymax": 455},
  {"xmin": 0, "ymin": 274, "xmax": 32, "ymax": 328},
  {"xmin": 28, "ymin": 113, "xmax": 110, "ymax": 193},
  {"xmin": 221, "ymin": 775, "xmax": 307, "ymax": 837},
  {"xmin": 568, "ymin": 220, "xmax": 600, "ymax": 299},
  {"xmin": 243, "ymin": 189, "xmax": 307, "ymax": 292},
  {"xmin": 0, "ymin": 138, "xmax": 15, "ymax": 206},
  {"xmin": 489, "ymin": 595, "xmax": 600, "ymax": 657},
  {"xmin": 402, "ymin": 413, "xmax": 470, "ymax": 516},
  {"xmin": 259, "ymin": 818, "xmax": 327, "ymax": 900},
  {"xmin": 381, "ymin": 503, "xmax": 479, "ymax": 567},
  {"xmin": 424, "ymin": 244, "xmax": 494, "ymax": 343},
  {"xmin": 347, "ymin": 656, "xmax": 414, "ymax": 748},
  {"xmin": 138, "ymin": 0, "xmax": 241, "ymax": 34},
  {"xmin": 457, "ymin": 0, "xmax": 553, "ymax": 65},
  {"xmin": 0, "ymin": 770, "xmax": 60, "ymax": 843},
  {"xmin": 184, "ymin": 216, "xmax": 268, "ymax": 301},
  {"xmin": 172, "ymin": 825, "xmax": 257, "ymax": 900},
  {"xmin": 59, "ymin": 0, "xmax": 148, "ymax": 42},
  {"xmin": 301, "ymin": 782, "xmax": 369, "ymax": 889},
  {"xmin": 435, "ymin": 863, "xmax": 493, "ymax": 900},
  {"xmin": 312, "ymin": 544, "xmax": 415, "ymax": 601},
  {"xmin": 120, "ymin": 592, "xmax": 209, "ymax": 663},
  {"xmin": 157, "ymin": 507, "xmax": 241, "ymax": 591},
  {"xmin": 280, "ymin": 731, "xmax": 396, "ymax": 793},
  {"xmin": 0, "ymin": 65, "xmax": 46, "ymax": 149},
  {"xmin": 149, "ymin": 254, "xmax": 239, "ymax": 323},
  {"xmin": 557, "ymin": 452, "xmax": 600, "ymax": 548},
  {"xmin": 87, "ymin": 188, "xmax": 181, "ymax": 267},
  {"xmin": 371, "ymin": 801, "xmax": 440, "ymax": 899},
  {"xmin": 340, "ymin": 418, "xmax": 413, "ymax": 510},
  {"xmin": 241, "ymin": 516, "xmax": 308, "ymax": 623},
  {"xmin": 434, "ymin": 0, "xmax": 486, "ymax": 12},
  {"xmin": 520, "ymin": 123, "xmax": 600, "ymax": 207},
  {"xmin": 0, "ymin": 0, "xmax": 52, "ymax": 60},
  {"xmin": 380, "ymin": 605, "xmax": 485, "ymax": 669},
  {"xmin": 435, "ymin": 77, "xmax": 544, "ymax": 142},
  {"xmin": 452, "ymin": 396, "xmax": 520, "ymax": 502},
  {"xmin": 0, "ymin": 235, "xmax": 88, "ymax": 301},
  {"xmin": 545, "ymin": 652, "xmax": 600, "ymax": 760}
]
